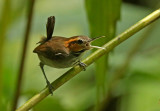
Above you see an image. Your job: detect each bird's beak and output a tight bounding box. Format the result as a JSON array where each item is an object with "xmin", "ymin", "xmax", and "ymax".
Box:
[
  {"xmin": 88, "ymin": 36, "xmax": 106, "ymax": 42},
  {"xmin": 88, "ymin": 36, "xmax": 106, "ymax": 50}
]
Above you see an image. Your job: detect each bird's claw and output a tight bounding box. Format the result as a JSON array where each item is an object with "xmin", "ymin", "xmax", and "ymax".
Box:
[{"xmin": 78, "ymin": 62, "xmax": 87, "ymax": 71}]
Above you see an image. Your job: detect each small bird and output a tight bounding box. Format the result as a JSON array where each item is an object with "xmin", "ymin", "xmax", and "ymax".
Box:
[{"xmin": 33, "ymin": 16, "xmax": 105, "ymax": 94}]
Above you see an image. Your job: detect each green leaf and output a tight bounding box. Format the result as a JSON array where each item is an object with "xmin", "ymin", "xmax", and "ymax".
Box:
[{"xmin": 85, "ymin": 0, "xmax": 121, "ymax": 109}]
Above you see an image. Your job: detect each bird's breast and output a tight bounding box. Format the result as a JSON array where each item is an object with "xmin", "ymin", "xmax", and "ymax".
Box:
[{"xmin": 37, "ymin": 53, "xmax": 82, "ymax": 68}]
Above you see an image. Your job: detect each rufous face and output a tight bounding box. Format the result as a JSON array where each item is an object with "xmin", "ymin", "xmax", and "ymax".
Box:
[{"xmin": 64, "ymin": 36, "xmax": 91, "ymax": 52}]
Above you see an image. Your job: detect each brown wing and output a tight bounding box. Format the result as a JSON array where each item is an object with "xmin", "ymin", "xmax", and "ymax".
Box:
[
  {"xmin": 46, "ymin": 16, "xmax": 55, "ymax": 41},
  {"xmin": 33, "ymin": 37, "xmax": 69, "ymax": 58}
]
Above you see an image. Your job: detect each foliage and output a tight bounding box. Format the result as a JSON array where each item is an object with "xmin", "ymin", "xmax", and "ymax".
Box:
[
  {"xmin": 85, "ymin": 0, "xmax": 121, "ymax": 109},
  {"xmin": 0, "ymin": 0, "xmax": 160, "ymax": 111}
]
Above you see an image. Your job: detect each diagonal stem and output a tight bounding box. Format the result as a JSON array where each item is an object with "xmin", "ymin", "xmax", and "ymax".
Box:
[{"xmin": 16, "ymin": 8, "xmax": 160, "ymax": 111}]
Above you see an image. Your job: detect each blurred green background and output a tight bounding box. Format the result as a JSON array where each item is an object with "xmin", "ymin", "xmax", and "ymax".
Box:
[{"xmin": 0, "ymin": 0, "xmax": 160, "ymax": 111}]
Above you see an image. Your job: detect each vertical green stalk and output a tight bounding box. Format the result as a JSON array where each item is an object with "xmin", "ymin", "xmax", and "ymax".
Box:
[
  {"xmin": 11, "ymin": 0, "xmax": 35, "ymax": 110},
  {"xmin": 85, "ymin": 0, "xmax": 121, "ymax": 109},
  {"xmin": 0, "ymin": 0, "xmax": 11, "ymax": 110}
]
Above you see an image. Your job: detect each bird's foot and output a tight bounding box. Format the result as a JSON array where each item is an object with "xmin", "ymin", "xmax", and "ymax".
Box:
[{"xmin": 78, "ymin": 61, "xmax": 87, "ymax": 71}]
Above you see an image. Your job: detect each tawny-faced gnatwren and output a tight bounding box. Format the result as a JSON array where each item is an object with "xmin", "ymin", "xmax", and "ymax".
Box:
[{"xmin": 33, "ymin": 16, "xmax": 105, "ymax": 94}]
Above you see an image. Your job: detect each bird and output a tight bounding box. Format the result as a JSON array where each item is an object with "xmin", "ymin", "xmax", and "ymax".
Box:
[{"xmin": 33, "ymin": 16, "xmax": 105, "ymax": 94}]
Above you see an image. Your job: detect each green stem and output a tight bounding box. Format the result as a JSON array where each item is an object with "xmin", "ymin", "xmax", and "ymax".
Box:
[
  {"xmin": 100, "ymin": 22, "xmax": 157, "ymax": 111},
  {"xmin": 114, "ymin": 23, "xmax": 156, "ymax": 82},
  {"xmin": 16, "ymin": 8, "xmax": 160, "ymax": 111},
  {"xmin": 12, "ymin": 0, "xmax": 35, "ymax": 111},
  {"xmin": 0, "ymin": 1, "xmax": 11, "ymax": 111}
]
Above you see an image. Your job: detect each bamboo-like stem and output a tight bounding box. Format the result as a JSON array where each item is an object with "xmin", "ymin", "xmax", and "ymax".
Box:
[
  {"xmin": 16, "ymin": 8, "xmax": 160, "ymax": 111},
  {"xmin": 113, "ymin": 23, "xmax": 156, "ymax": 83},
  {"xmin": 100, "ymin": 22, "xmax": 157, "ymax": 111},
  {"xmin": 12, "ymin": 0, "xmax": 35, "ymax": 111}
]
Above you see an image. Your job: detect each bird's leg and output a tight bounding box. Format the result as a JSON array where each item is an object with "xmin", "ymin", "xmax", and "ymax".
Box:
[
  {"xmin": 77, "ymin": 61, "xmax": 87, "ymax": 71},
  {"xmin": 39, "ymin": 62, "xmax": 53, "ymax": 95}
]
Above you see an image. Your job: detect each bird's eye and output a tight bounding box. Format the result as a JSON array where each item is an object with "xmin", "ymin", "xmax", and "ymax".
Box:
[{"xmin": 77, "ymin": 39, "xmax": 83, "ymax": 44}]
